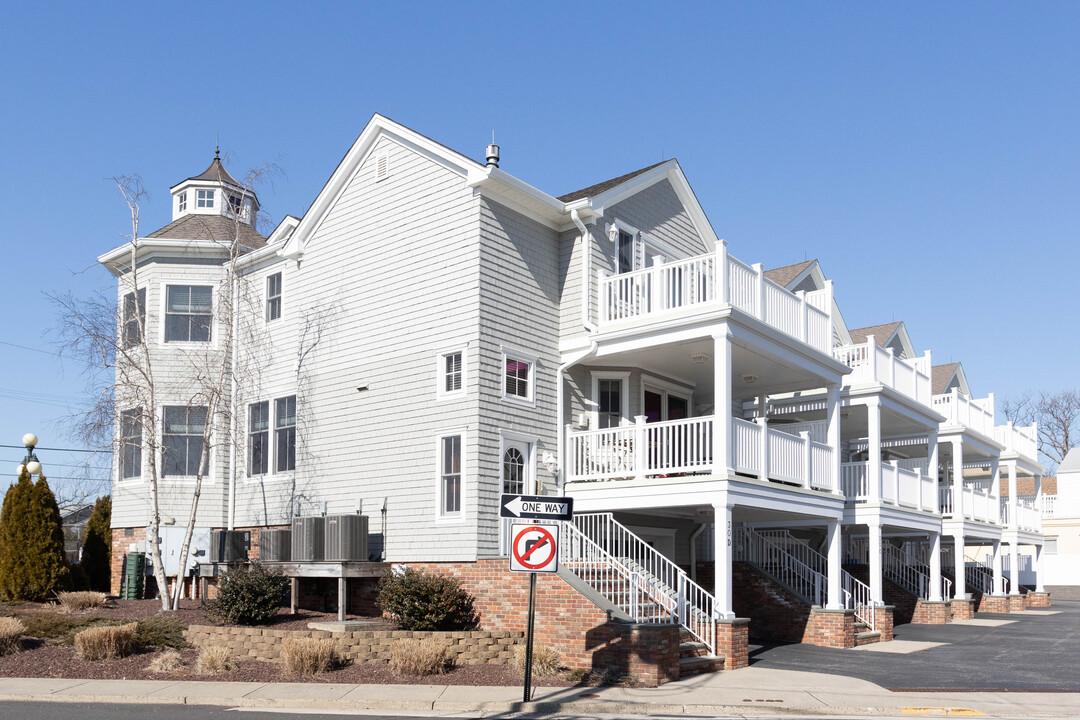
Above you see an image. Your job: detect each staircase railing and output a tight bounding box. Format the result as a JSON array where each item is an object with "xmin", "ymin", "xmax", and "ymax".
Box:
[
  {"xmin": 566, "ymin": 513, "xmax": 716, "ymax": 655},
  {"xmin": 882, "ymin": 544, "xmax": 952, "ymax": 600},
  {"xmin": 742, "ymin": 528, "xmax": 879, "ymax": 631},
  {"xmin": 966, "ymin": 557, "xmax": 1009, "ymax": 595}
]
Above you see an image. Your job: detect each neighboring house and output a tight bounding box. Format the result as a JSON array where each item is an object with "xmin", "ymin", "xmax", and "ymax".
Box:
[
  {"xmin": 99, "ymin": 115, "xmax": 1046, "ymax": 677},
  {"xmin": 61, "ymin": 504, "xmax": 94, "ymax": 565}
]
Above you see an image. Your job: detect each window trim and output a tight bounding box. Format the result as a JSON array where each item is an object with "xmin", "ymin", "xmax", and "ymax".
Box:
[
  {"xmin": 177, "ymin": 192, "xmax": 187, "ymax": 213},
  {"xmin": 266, "ymin": 272, "xmax": 282, "ymax": 323},
  {"xmin": 273, "ymin": 395, "xmax": 296, "ymax": 475},
  {"xmin": 590, "ymin": 371, "xmax": 630, "ymax": 429},
  {"xmin": 196, "ymin": 188, "xmax": 215, "ymax": 208},
  {"xmin": 247, "ymin": 400, "xmax": 270, "ymax": 477},
  {"xmin": 434, "ymin": 428, "xmax": 466, "ymax": 523},
  {"xmin": 161, "ymin": 282, "xmax": 214, "ymax": 344},
  {"xmin": 118, "ymin": 408, "xmax": 143, "ymax": 482},
  {"xmin": 122, "ymin": 287, "xmax": 146, "ymax": 349},
  {"xmin": 435, "ymin": 347, "xmax": 467, "ymax": 400},
  {"xmin": 160, "ymin": 404, "xmax": 211, "ymax": 482},
  {"xmin": 501, "ymin": 346, "xmax": 538, "ymax": 407}
]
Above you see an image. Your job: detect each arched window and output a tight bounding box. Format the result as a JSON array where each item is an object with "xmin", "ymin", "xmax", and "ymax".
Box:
[{"xmin": 503, "ymin": 447, "xmax": 525, "ymax": 495}]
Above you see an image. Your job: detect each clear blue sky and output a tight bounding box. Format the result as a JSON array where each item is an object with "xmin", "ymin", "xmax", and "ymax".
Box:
[{"xmin": 1, "ymin": 2, "xmax": 1077, "ymax": 499}]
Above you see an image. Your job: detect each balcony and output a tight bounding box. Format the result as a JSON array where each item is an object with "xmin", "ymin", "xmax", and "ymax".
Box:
[
  {"xmin": 939, "ymin": 485, "xmax": 999, "ymax": 524},
  {"xmin": 840, "ymin": 460, "xmax": 937, "ymax": 513},
  {"xmin": 598, "ymin": 248, "xmax": 833, "ymax": 354},
  {"xmin": 834, "ymin": 339, "xmax": 932, "ymax": 405},
  {"xmin": 994, "ymin": 421, "xmax": 1038, "ymax": 459},
  {"xmin": 999, "ymin": 498, "xmax": 1042, "ymax": 532},
  {"xmin": 567, "ymin": 415, "xmax": 836, "ymax": 492},
  {"xmin": 932, "ymin": 389, "xmax": 996, "ymax": 439}
]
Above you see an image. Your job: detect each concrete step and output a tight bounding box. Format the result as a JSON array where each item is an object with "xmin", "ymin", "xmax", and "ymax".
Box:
[
  {"xmin": 679, "ymin": 654, "xmax": 724, "ymax": 677},
  {"xmin": 855, "ymin": 630, "xmax": 881, "ymax": 647}
]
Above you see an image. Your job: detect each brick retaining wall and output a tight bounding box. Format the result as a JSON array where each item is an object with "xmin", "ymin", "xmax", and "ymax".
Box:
[
  {"xmin": 183, "ymin": 625, "xmax": 523, "ymax": 665},
  {"xmin": 978, "ymin": 594, "xmax": 1010, "ymax": 613},
  {"xmin": 911, "ymin": 599, "xmax": 949, "ymax": 624},
  {"xmin": 1025, "ymin": 591, "xmax": 1051, "ymax": 607},
  {"xmin": 950, "ymin": 598, "xmax": 975, "ymax": 620}
]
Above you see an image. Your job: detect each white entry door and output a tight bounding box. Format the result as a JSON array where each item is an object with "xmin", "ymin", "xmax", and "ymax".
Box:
[{"xmin": 502, "ymin": 440, "xmax": 532, "ymax": 495}]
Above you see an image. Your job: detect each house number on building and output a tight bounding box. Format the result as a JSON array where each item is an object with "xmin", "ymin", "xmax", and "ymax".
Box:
[{"xmin": 509, "ymin": 523, "xmax": 559, "ymax": 573}]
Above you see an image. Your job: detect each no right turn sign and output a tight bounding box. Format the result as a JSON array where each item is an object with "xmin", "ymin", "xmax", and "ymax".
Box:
[{"xmin": 509, "ymin": 523, "xmax": 559, "ymax": 573}]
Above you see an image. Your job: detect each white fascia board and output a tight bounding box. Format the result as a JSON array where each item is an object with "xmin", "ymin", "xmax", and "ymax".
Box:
[
  {"xmin": 267, "ymin": 215, "xmax": 300, "ymax": 245},
  {"xmin": 282, "ymin": 114, "xmax": 486, "ymax": 260},
  {"xmin": 467, "ymin": 166, "xmax": 569, "ymax": 228},
  {"xmin": 893, "ymin": 323, "xmax": 916, "ymax": 359},
  {"xmin": 98, "ymin": 239, "xmax": 234, "ymax": 268},
  {"xmin": 231, "ymin": 240, "xmax": 287, "ymax": 273},
  {"xmin": 954, "ymin": 363, "xmax": 972, "ymax": 397},
  {"xmin": 591, "ymin": 161, "xmax": 719, "ymax": 252}
]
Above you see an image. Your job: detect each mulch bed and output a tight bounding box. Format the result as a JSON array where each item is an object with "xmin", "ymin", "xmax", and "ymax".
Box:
[{"xmin": 0, "ymin": 599, "xmax": 574, "ymax": 686}]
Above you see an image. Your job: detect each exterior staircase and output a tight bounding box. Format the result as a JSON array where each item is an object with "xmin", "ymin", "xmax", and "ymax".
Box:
[{"xmin": 561, "ymin": 513, "xmax": 720, "ymax": 667}]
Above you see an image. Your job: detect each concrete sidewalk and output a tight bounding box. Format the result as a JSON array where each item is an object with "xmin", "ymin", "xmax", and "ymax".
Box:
[{"xmin": 0, "ymin": 669, "xmax": 1076, "ymax": 718}]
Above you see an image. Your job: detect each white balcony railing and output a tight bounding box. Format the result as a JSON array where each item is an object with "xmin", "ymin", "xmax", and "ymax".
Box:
[
  {"xmin": 940, "ymin": 484, "xmax": 998, "ymax": 524},
  {"xmin": 932, "ymin": 389, "xmax": 996, "ymax": 438},
  {"xmin": 994, "ymin": 421, "xmax": 1039, "ymax": 459},
  {"xmin": 598, "ymin": 248, "xmax": 833, "ymax": 354},
  {"xmin": 1000, "ymin": 498, "xmax": 1042, "ymax": 532},
  {"xmin": 833, "ymin": 339, "xmax": 932, "ymax": 405},
  {"xmin": 840, "ymin": 460, "xmax": 937, "ymax": 513},
  {"xmin": 1039, "ymin": 494, "xmax": 1057, "ymax": 517},
  {"xmin": 567, "ymin": 415, "xmax": 835, "ymax": 492}
]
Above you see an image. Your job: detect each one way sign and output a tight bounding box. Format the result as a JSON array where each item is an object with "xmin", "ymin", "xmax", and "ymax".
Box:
[{"xmin": 500, "ymin": 494, "xmax": 574, "ymax": 521}]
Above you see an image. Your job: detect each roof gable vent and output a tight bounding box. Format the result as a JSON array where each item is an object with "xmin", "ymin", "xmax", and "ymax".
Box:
[{"xmin": 375, "ymin": 150, "xmax": 390, "ymax": 181}]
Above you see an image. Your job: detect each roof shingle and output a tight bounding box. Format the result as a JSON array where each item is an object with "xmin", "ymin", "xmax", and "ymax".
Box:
[
  {"xmin": 932, "ymin": 362, "xmax": 961, "ymax": 396},
  {"xmin": 557, "ymin": 161, "xmax": 668, "ymax": 203},
  {"xmin": 763, "ymin": 260, "xmax": 816, "ymax": 288},
  {"xmin": 146, "ymin": 214, "xmax": 267, "ymax": 249},
  {"xmin": 850, "ymin": 321, "xmax": 904, "ymax": 347}
]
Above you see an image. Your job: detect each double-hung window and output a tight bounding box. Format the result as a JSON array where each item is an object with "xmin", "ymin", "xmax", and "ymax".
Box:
[
  {"xmin": 503, "ymin": 349, "xmax": 536, "ymax": 405},
  {"xmin": 597, "ymin": 379, "xmax": 623, "ymax": 429},
  {"xmin": 196, "ymin": 189, "xmax": 215, "ymax": 208},
  {"xmin": 274, "ymin": 396, "xmax": 296, "ymax": 473},
  {"xmin": 123, "ymin": 288, "xmax": 146, "ymax": 348},
  {"xmin": 120, "ymin": 408, "xmax": 142, "ymax": 479},
  {"xmin": 248, "ymin": 401, "xmax": 269, "ymax": 476},
  {"xmin": 165, "ymin": 285, "xmax": 212, "ymax": 342},
  {"xmin": 177, "ymin": 192, "xmax": 187, "ymax": 213},
  {"xmin": 439, "ymin": 434, "xmax": 462, "ymax": 517},
  {"xmin": 162, "ymin": 406, "xmax": 207, "ymax": 477},
  {"xmin": 436, "ymin": 349, "xmax": 465, "ymax": 399},
  {"xmin": 266, "ymin": 273, "xmax": 282, "ymax": 322}
]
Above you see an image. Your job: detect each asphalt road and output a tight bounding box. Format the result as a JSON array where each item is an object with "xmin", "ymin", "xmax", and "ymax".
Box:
[{"xmin": 747, "ymin": 600, "xmax": 1080, "ymax": 691}]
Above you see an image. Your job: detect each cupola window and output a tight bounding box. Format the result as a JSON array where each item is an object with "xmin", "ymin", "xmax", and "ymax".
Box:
[
  {"xmin": 197, "ymin": 189, "xmax": 215, "ymax": 208},
  {"xmin": 177, "ymin": 192, "xmax": 186, "ymax": 213}
]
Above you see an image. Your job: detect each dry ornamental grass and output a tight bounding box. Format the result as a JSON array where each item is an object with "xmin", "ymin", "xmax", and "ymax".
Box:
[
  {"xmin": 0, "ymin": 617, "xmax": 26, "ymax": 655},
  {"xmin": 55, "ymin": 591, "xmax": 108, "ymax": 614},
  {"xmin": 282, "ymin": 637, "xmax": 337, "ymax": 676},
  {"xmin": 73, "ymin": 622, "xmax": 137, "ymax": 661},
  {"xmin": 388, "ymin": 638, "xmax": 450, "ymax": 676},
  {"xmin": 195, "ymin": 645, "xmax": 235, "ymax": 675},
  {"xmin": 147, "ymin": 650, "xmax": 185, "ymax": 674},
  {"xmin": 512, "ymin": 643, "xmax": 561, "ymax": 677}
]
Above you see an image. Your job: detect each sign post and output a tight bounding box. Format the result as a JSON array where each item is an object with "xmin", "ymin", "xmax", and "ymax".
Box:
[{"xmin": 506, "ymin": 507, "xmax": 567, "ymax": 703}]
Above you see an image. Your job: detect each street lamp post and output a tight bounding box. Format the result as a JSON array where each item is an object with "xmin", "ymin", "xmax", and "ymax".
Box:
[{"xmin": 16, "ymin": 433, "xmax": 43, "ymax": 477}]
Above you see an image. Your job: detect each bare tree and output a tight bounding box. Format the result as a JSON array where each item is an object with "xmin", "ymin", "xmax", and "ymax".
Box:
[
  {"xmin": 53, "ymin": 165, "xmax": 277, "ymax": 610},
  {"xmin": 1002, "ymin": 390, "xmax": 1080, "ymax": 471}
]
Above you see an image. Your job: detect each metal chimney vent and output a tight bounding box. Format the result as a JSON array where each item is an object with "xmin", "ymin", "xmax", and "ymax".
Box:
[
  {"xmin": 259, "ymin": 529, "xmax": 292, "ymax": 562},
  {"xmin": 324, "ymin": 514, "xmax": 369, "ymax": 561},
  {"xmin": 291, "ymin": 516, "xmax": 325, "ymax": 562},
  {"xmin": 485, "ymin": 143, "xmax": 500, "ymax": 168}
]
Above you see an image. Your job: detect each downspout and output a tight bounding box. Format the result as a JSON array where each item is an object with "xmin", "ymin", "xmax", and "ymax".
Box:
[
  {"xmin": 556, "ymin": 342, "xmax": 598, "ymax": 495},
  {"xmin": 571, "ymin": 208, "xmax": 598, "ymax": 333}
]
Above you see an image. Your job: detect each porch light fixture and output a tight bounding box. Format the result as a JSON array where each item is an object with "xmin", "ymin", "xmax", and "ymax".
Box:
[
  {"xmin": 16, "ymin": 433, "xmax": 42, "ymax": 476},
  {"xmin": 690, "ymin": 352, "xmax": 710, "ymax": 365},
  {"xmin": 741, "ymin": 374, "xmax": 758, "ymax": 384}
]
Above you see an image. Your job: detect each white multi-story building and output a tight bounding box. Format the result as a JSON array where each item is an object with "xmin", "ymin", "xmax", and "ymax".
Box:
[{"xmin": 100, "ymin": 115, "xmax": 1048, "ymax": 675}]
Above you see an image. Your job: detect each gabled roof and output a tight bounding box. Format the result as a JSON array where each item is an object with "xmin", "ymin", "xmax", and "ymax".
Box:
[
  {"xmin": 932, "ymin": 362, "xmax": 965, "ymax": 396},
  {"xmin": 850, "ymin": 321, "xmax": 904, "ymax": 347},
  {"xmin": 764, "ymin": 260, "xmax": 816, "ymax": 288},
  {"xmin": 147, "ymin": 214, "xmax": 266, "ymax": 249},
  {"xmin": 557, "ymin": 161, "xmax": 668, "ymax": 203},
  {"xmin": 1060, "ymin": 447, "xmax": 1080, "ymax": 475}
]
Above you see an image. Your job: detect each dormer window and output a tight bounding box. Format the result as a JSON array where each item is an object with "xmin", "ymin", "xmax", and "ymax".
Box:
[
  {"xmin": 177, "ymin": 192, "xmax": 187, "ymax": 213},
  {"xmin": 197, "ymin": 189, "xmax": 215, "ymax": 208}
]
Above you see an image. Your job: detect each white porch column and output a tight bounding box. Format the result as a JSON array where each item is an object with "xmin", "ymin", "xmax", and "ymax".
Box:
[
  {"xmin": 1034, "ymin": 543, "xmax": 1046, "ymax": 593},
  {"xmin": 868, "ymin": 397, "xmax": 882, "ymax": 502},
  {"xmin": 714, "ymin": 328, "xmax": 734, "ymax": 475},
  {"xmin": 928, "ymin": 531, "xmax": 943, "ymax": 601},
  {"xmin": 952, "ymin": 532, "xmax": 967, "ymax": 599},
  {"xmin": 990, "ymin": 459, "xmax": 1000, "ymax": 524},
  {"xmin": 713, "ymin": 495, "xmax": 734, "ymax": 619},
  {"xmin": 826, "ymin": 384, "xmax": 840, "ymax": 494},
  {"xmin": 826, "ymin": 518, "xmax": 843, "ymax": 609},
  {"xmin": 1006, "ymin": 461, "xmax": 1017, "ymax": 528},
  {"xmin": 950, "ymin": 438, "xmax": 964, "ymax": 515},
  {"xmin": 868, "ymin": 518, "xmax": 884, "ymax": 604},
  {"xmin": 991, "ymin": 540, "xmax": 1003, "ymax": 595},
  {"xmin": 928, "ymin": 429, "xmax": 939, "ymax": 513},
  {"xmin": 1008, "ymin": 540, "xmax": 1020, "ymax": 596}
]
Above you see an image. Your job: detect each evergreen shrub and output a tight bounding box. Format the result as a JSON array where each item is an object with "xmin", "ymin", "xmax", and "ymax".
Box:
[
  {"xmin": 80, "ymin": 496, "xmax": 111, "ymax": 593},
  {"xmin": 0, "ymin": 471, "xmax": 69, "ymax": 601},
  {"xmin": 206, "ymin": 562, "xmax": 288, "ymax": 625},
  {"xmin": 376, "ymin": 568, "xmax": 477, "ymax": 631}
]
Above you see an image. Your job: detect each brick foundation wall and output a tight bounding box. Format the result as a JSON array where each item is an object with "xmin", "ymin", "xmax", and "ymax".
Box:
[
  {"xmin": 732, "ymin": 562, "xmax": 811, "ymax": 643},
  {"xmin": 1025, "ymin": 591, "xmax": 1051, "ymax": 607},
  {"xmin": 405, "ymin": 560, "xmax": 681, "ymax": 686},
  {"xmin": 872, "ymin": 606, "xmax": 894, "ymax": 642},
  {"xmin": 950, "ymin": 598, "xmax": 975, "ymax": 620},
  {"xmin": 911, "ymin": 599, "xmax": 949, "ymax": 624},
  {"xmin": 978, "ymin": 594, "xmax": 1010, "ymax": 613},
  {"xmin": 803, "ymin": 608, "xmax": 855, "ymax": 649},
  {"xmin": 1007, "ymin": 594, "xmax": 1026, "ymax": 612},
  {"xmin": 111, "ymin": 527, "xmax": 148, "ymax": 595},
  {"xmin": 716, "ymin": 619, "xmax": 749, "ymax": 670},
  {"xmin": 184, "ymin": 625, "xmax": 523, "ymax": 665}
]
